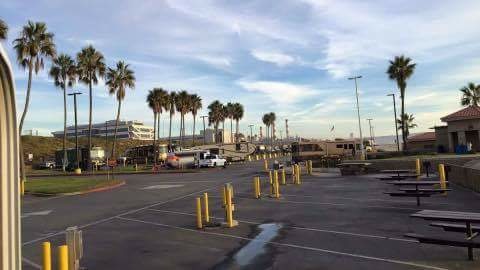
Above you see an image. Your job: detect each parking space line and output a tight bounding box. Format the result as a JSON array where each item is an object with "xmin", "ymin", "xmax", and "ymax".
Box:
[
  {"xmin": 209, "ymin": 195, "xmax": 421, "ymax": 211},
  {"xmin": 22, "ymin": 183, "xmax": 225, "ymax": 246},
  {"xmin": 147, "ymin": 208, "xmax": 416, "ymax": 243},
  {"xmin": 22, "ymin": 257, "xmax": 42, "ymax": 269},
  {"xmin": 116, "ymin": 216, "xmax": 447, "ymax": 270}
]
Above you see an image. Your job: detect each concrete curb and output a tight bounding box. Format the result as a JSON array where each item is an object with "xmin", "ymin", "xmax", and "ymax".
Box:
[{"xmin": 26, "ymin": 180, "xmax": 126, "ymax": 197}]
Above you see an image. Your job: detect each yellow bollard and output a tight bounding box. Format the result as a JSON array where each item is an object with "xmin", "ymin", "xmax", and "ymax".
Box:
[
  {"xmin": 196, "ymin": 197, "xmax": 203, "ymax": 229},
  {"xmin": 253, "ymin": 177, "xmax": 259, "ymax": 198},
  {"xmin": 415, "ymin": 158, "xmax": 421, "ymax": 176},
  {"xmin": 256, "ymin": 178, "xmax": 261, "ymax": 198},
  {"xmin": 225, "ymin": 186, "xmax": 233, "ymax": 227},
  {"xmin": 269, "ymin": 170, "xmax": 273, "ymax": 184},
  {"xmin": 21, "ymin": 180, "xmax": 25, "ymax": 196},
  {"xmin": 203, "ymin": 193, "xmax": 210, "ymax": 223},
  {"xmin": 42, "ymin": 242, "xmax": 52, "ymax": 270},
  {"xmin": 58, "ymin": 245, "xmax": 69, "ymax": 270},
  {"xmin": 222, "ymin": 186, "xmax": 227, "ymax": 207},
  {"xmin": 274, "ymin": 170, "xmax": 279, "ymax": 186},
  {"xmin": 264, "ymin": 159, "xmax": 269, "ymax": 171},
  {"xmin": 274, "ymin": 174, "xmax": 280, "ymax": 198},
  {"xmin": 292, "ymin": 165, "xmax": 296, "ymax": 184},
  {"xmin": 263, "ymin": 153, "xmax": 266, "ymax": 160},
  {"xmin": 281, "ymin": 168, "xmax": 286, "ymax": 185},
  {"xmin": 438, "ymin": 164, "xmax": 447, "ymax": 195},
  {"xmin": 229, "ymin": 184, "xmax": 234, "ymax": 199}
]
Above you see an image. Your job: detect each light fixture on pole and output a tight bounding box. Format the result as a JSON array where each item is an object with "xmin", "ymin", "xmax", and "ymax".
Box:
[
  {"xmin": 348, "ymin": 75, "xmax": 365, "ymax": 160},
  {"xmin": 387, "ymin": 93, "xmax": 400, "ymax": 151}
]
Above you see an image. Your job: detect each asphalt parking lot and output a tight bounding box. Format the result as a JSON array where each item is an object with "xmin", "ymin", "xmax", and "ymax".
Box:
[{"xmin": 22, "ymin": 159, "xmax": 480, "ymax": 269}]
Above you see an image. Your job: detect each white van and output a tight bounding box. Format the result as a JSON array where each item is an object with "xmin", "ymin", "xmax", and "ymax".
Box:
[{"xmin": 198, "ymin": 153, "xmax": 227, "ymax": 168}]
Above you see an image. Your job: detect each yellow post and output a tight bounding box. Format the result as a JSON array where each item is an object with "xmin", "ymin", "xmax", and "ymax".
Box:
[
  {"xmin": 292, "ymin": 165, "xmax": 296, "ymax": 184},
  {"xmin": 253, "ymin": 177, "xmax": 258, "ymax": 198},
  {"xmin": 281, "ymin": 168, "xmax": 286, "ymax": 185},
  {"xmin": 226, "ymin": 186, "xmax": 233, "ymax": 227},
  {"xmin": 296, "ymin": 164, "xmax": 301, "ymax": 184},
  {"xmin": 256, "ymin": 178, "xmax": 261, "ymax": 198},
  {"xmin": 58, "ymin": 245, "xmax": 68, "ymax": 270},
  {"xmin": 264, "ymin": 159, "xmax": 268, "ymax": 171},
  {"xmin": 438, "ymin": 164, "xmax": 447, "ymax": 195},
  {"xmin": 274, "ymin": 170, "xmax": 278, "ymax": 186},
  {"xmin": 222, "ymin": 186, "xmax": 226, "ymax": 207},
  {"xmin": 42, "ymin": 242, "xmax": 51, "ymax": 270},
  {"xmin": 274, "ymin": 174, "xmax": 280, "ymax": 198},
  {"xmin": 263, "ymin": 153, "xmax": 266, "ymax": 160},
  {"xmin": 415, "ymin": 158, "xmax": 421, "ymax": 176},
  {"xmin": 269, "ymin": 170, "xmax": 273, "ymax": 184},
  {"xmin": 229, "ymin": 184, "xmax": 234, "ymax": 199},
  {"xmin": 21, "ymin": 180, "xmax": 25, "ymax": 196},
  {"xmin": 203, "ymin": 193, "xmax": 210, "ymax": 223},
  {"xmin": 196, "ymin": 197, "xmax": 203, "ymax": 229}
]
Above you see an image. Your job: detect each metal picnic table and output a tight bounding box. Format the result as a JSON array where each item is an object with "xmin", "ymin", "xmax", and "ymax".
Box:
[
  {"xmin": 411, "ymin": 210, "xmax": 480, "ymax": 260},
  {"xmin": 380, "ymin": 169, "xmax": 416, "ymax": 177},
  {"xmin": 386, "ymin": 181, "xmax": 448, "ymax": 206}
]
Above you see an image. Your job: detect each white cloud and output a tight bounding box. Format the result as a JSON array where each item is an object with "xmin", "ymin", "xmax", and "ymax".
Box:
[
  {"xmin": 251, "ymin": 50, "xmax": 296, "ymax": 67},
  {"xmin": 237, "ymin": 80, "xmax": 317, "ymax": 104},
  {"xmin": 194, "ymin": 55, "xmax": 231, "ymax": 69}
]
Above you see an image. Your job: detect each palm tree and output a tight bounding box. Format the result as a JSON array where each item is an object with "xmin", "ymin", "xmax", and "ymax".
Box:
[
  {"xmin": 387, "ymin": 55, "xmax": 416, "ymax": 151},
  {"xmin": 208, "ymin": 100, "xmax": 224, "ymax": 143},
  {"xmin": 105, "ymin": 61, "xmax": 135, "ymax": 159},
  {"xmin": 167, "ymin": 91, "xmax": 177, "ymax": 149},
  {"xmin": 175, "ymin": 90, "xmax": 191, "ymax": 147},
  {"xmin": 190, "ymin": 94, "xmax": 202, "ymax": 145},
  {"xmin": 76, "ymin": 45, "xmax": 106, "ymax": 168},
  {"xmin": 49, "ymin": 54, "xmax": 76, "ymax": 172},
  {"xmin": 232, "ymin": 103, "xmax": 244, "ymax": 143},
  {"xmin": 269, "ymin": 112, "xmax": 276, "ymax": 147},
  {"xmin": 221, "ymin": 104, "xmax": 229, "ymax": 144},
  {"xmin": 460, "ymin": 82, "xmax": 480, "ymax": 106},
  {"xmin": 147, "ymin": 89, "xmax": 159, "ymax": 162},
  {"xmin": 226, "ymin": 102, "xmax": 235, "ymax": 143},
  {"xmin": 14, "ymin": 21, "xmax": 56, "ymax": 182},
  {"xmin": 0, "ymin": 18, "xmax": 8, "ymax": 40},
  {"xmin": 262, "ymin": 113, "xmax": 271, "ymax": 146},
  {"xmin": 397, "ymin": 113, "xmax": 417, "ymax": 138}
]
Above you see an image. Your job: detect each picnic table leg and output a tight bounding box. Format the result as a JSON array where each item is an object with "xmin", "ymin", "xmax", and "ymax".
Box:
[{"xmin": 466, "ymin": 221, "xmax": 474, "ymax": 260}]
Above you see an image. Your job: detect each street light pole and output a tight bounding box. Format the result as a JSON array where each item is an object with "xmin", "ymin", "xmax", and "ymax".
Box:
[
  {"xmin": 348, "ymin": 76, "xmax": 365, "ymax": 160},
  {"xmin": 387, "ymin": 93, "xmax": 400, "ymax": 151},
  {"xmin": 68, "ymin": 92, "xmax": 82, "ymax": 170},
  {"xmin": 367, "ymin": 118, "xmax": 373, "ymax": 142},
  {"xmin": 248, "ymin": 124, "xmax": 254, "ymax": 143},
  {"xmin": 200, "ymin": 115, "xmax": 208, "ymax": 145}
]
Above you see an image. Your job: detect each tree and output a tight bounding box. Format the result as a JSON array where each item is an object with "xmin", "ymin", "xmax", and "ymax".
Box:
[
  {"xmin": 225, "ymin": 102, "xmax": 235, "ymax": 143},
  {"xmin": 49, "ymin": 54, "xmax": 76, "ymax": 172},
  {"xmin": 0, "ymin": 18, "xmax": 8, "ymax": 40},
  {"xmin": 262, "ymin": 113, "xmax": 271, "ymax": 146},
  {"xmin": 397, "ymin": 113, "xmax": 417, "ymax": 138},
  {"xmin": 175, "ymin": 90, "xmax": 191, "ymax": 147},
  {"xmin": 387, "ymin": 55, "xmax": 416, "ymax": 151},
  {"xmin": 232, "ymin": 103, "xmax": 244, "ymax": 143},
  {"xmin": 167, "ymin": 91, "xmax": 177, "ymax": 148},
  {"xmin": 105, "ymin": 61, "xmax": 135, "ymax": 159},
  {"xmin": 147, "ymin": 88, "xmax": 168, "ymax": 163},
  {"xmin": 460, "ymin": 82, "xmax": 480, "ymax": 106},
  {"xmin": 208, "ymin": 100, "xmax": 223, "ymax": 144},
  {"xmin": 221, "ymin": 104, "xmax": 228, "ymax": 144},
  {"xmin": 14, "ymin": 21, "xmax": 56, "ymax": 182},
  {"xmin": 77, "ymin": 45, "xmax": 106, "ymax": 168},
  {"xmin": 190, "ymin": 94, "xmax": 202, "ymax": 145},
  {"xmin": 269, "ymin": 112, "xmax": 276, "ymax": 147}
]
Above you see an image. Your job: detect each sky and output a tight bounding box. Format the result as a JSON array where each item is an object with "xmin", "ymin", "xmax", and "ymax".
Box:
[{"xmin": 1, "ymin": 0, "xmax": 480, "ymax": 139}]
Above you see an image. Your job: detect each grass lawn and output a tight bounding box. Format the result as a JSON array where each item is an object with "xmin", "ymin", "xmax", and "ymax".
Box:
[{"xmin": 25, "ymin": 177, "xmax": 124, "ymax": 195}]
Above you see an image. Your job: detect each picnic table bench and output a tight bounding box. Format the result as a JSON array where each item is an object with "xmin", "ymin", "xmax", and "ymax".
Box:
[
  {"xmin": 377, "ymin": 174, "xmax": 420, "ymax": 181},
  {"xmin": 385, "ymin": 181, "xmax": 449, "ymax": 206},
  {"xmin": 408, "ymin": 210, "xmax": 480, "ymax": 260},
  {"xmin": 380, "ymin": 169, "xmax": 416, "ymax": 177},
  {"xmin": 338, "ymin": 162, "xmax": 372, "ymax": 175}
]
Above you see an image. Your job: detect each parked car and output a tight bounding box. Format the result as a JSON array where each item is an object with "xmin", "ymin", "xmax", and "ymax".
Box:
[
  {"xmin": 39, "ymin": 161, "xmax": 56, "ymax": 169},
  {"xmin": 198, "ymin": 153, "xmax": 227, "ymax": 168}
]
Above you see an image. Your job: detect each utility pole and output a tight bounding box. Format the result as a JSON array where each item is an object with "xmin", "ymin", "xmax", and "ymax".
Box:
[
  {"xmin": 367, "ymin": 118, "xmax": 373, "ymax": 142},
  {"xmin": 348, "ymin": 75, "xmax": 365, "ymax": 160},
  {"xmin": 387, "ymin": 93, "xmax": 400, "ymax": 151},
  {"xmin": 200, "ymin": 115, "xmax": 208, "ymax": 145},
  {"xmin": 248, "ymin": 124, "xmax": 254, "ymax": 143},
  {"xmin": 285, "ymin": 119, "xmax": 289, "ymax": 140},
  {"xmin": 68, "ymin": 92, "xmax": 82, "ymax": 170}
]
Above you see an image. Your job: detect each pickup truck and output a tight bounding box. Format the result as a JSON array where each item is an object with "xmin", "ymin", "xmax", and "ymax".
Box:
[
  {"xmin": 39, "ymin": 161, "xmax": 56, "ymax": 169},
  {"xmin": 198, "ymin": 154, "xmax": 227, "ymax": 168}
]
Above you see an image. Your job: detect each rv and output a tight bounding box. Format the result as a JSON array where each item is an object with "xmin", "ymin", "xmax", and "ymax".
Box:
[
  {"xmin": 166, "ymin": 149, "xmax": 210, "ymax": 169},
  {"xmin": 125, "ymin": 144, "xmax": 168, "ymax": 164},
  {"xmin": 291, "ymin": 139, "xmax": 370, "ymax": 163}
]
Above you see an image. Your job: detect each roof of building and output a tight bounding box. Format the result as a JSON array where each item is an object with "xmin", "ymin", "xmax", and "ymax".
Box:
[
  {"xmin": 407, "ymin": 132, "xmax": 436, "ymax": 142},
  {"xmin": 441, "ymin": 106, "xmax": 480, "ymax": 122}
]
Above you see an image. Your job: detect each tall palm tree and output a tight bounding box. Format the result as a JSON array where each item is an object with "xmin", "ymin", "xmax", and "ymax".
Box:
[
  {"xmin": 397, "ymin": 113, "xmax": 417, "ymax": 138},
  {"xmin": 232, "ymin": 103, "xmax": 244, "ymax": 143},
  {"xmin": 190, "ymin": 94, "xmax": 202, "ymax": 145},
  {"xmin": 262, "ymin": 113, "xmax": 270, "ymax": 146},
  {"xmin": 208, "ymin": 100, "xmax": 223, "ymax": 144},
  {"xmin": 0, "ymin": 18, "xmax": 8, "ymax": 40},
  {"xmin": 175, "ymin": 90, "xmax": 191, "ymax": 147},
  {"xmin": 269, "ymin": 112, "xmax": 276, "ymax": 147},
  {"xmin": 147, "ymin": 89, "xmax": 159, "ymax": 162},
  {"xmin": 166, "ymin": 91, "xmax": 177, "ymax": 149},
  {"xmin": 49, "ymin": 54, "xmax": 76, "ymax": 172},
  {"xmin": 105, "ymin": 61, "xmax": 135, "ymax": 159},
  {"xmin": 387, "ymin": 55, "xmax": 416, "ymax": 151},
  {"xmin": 76, "ymin": 45, "xmax": 106, "ymax": 168},
  {"xmin": 14, "ymin": 21, "xmax": 56, "ymax": 182},
  {"xmin": 460, "ymin": 82, "xmax": 480, "ymax": 106},
  {"xmin": 221, "ymin": 104, "xmax": 229, "ymax": 144},
  {"xmin": 226, "ymin": 102, "xmax": 235, "ymax": 143}
]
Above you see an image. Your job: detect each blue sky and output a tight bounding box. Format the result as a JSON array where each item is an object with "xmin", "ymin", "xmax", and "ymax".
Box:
[{"xmin": 1, "ymin": 0, "xmax": 480, "ymax": 139}]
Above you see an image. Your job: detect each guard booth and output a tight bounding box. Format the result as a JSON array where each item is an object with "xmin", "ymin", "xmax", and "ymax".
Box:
[{"xmin": 0, "ymin": 45, "xmax": 21, "ymax": 268}]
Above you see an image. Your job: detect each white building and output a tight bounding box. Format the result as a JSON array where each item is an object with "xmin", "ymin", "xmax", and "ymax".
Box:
[{"xmin": 52, "ymin": 120, "xmax": 154, "ymax": 140}]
